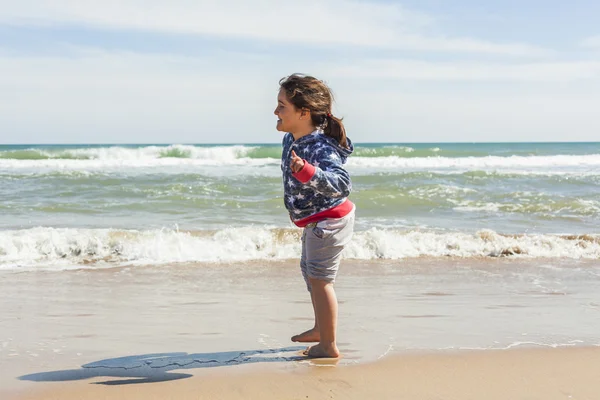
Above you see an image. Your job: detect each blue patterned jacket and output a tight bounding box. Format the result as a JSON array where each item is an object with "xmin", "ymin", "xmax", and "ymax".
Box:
[{"xmin": 281, "ymin": 130, "xmax": 354, "ymax": 225}]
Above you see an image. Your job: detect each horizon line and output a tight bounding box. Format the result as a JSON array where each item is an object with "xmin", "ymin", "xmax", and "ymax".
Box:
[{"xmin": 2, "ymin": 141, "xmax": 600, "ymax": 146}]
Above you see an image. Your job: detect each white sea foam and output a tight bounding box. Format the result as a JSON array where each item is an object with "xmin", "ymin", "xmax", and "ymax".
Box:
[
  {"xmin": 348, "ymin": 154, "xmax": 600, "ymax": 170},
  {"xmin": 4, "ymin": 145, "xmax": 253, "ymax": 161},
  {"xmin": 2, "ymin": 150, "xmax": 599, "ymax": 175},
  {"xmin": 1, "ymin": 227, "xmax": 598, "ymax": 271},
  {"xmin": 408, "ymin": 184, "xmax": 478, "ymax": 199},
  {"xmin": 452, "ymin": 198, "xmax": 600, "ymax": 215},
  {"xmin": 0, "ymin": 147, "xmax": 275, "ymax": 169}
]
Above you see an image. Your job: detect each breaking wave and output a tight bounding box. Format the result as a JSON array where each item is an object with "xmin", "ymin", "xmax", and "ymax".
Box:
[{"xmin": 1, "ymin": 227, "xmax": 599, "ymax": 271}]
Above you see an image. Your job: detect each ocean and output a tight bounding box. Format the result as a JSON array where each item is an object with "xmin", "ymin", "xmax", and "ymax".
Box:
[{"xmin": 1, "ymin": 142, "xmax": 599, "ymax": 270}]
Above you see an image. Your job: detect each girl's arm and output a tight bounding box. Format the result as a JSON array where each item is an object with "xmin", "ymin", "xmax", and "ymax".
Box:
[{"xmin": 292, "ymin": 153, "xmax": 351, "ymax": 198}]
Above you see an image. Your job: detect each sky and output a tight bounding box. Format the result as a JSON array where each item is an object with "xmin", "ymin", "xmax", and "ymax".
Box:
[{"xmin": 0, "ymin": 0, "xmax": 599, "ymax": 144}]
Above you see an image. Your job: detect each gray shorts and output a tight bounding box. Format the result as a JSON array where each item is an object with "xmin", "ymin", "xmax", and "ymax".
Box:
[{"xmin": 300, "ymin": 209, "xmax": 355, "ymax": 291}]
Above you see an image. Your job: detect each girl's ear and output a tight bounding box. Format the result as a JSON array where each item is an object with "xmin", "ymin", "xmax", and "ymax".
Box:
[{"xmin": 300, "ymin": 108, "xmax": 311, "ymax": 119}]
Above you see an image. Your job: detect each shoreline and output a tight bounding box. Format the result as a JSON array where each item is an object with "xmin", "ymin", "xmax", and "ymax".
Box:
[
  {"xmin": 3, "ymin": 257, "xmax": 599, "ymax": 398},
  {"xmin": 2, "ymin": 255, "xmax": 598, "ymax": 274},
  {"xmin": 10, "ymin": 346, "xmax": 600, "ymax": 400}
]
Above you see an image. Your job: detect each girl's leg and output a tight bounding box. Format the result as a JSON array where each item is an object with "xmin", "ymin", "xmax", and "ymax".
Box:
[
  {"xmin": 297, "ymin": 212, "xmax": 354, "ymax": 355},
  {"xmin": 291, "ymin": 291, "xmax": 320, "ymax": 342},
  {"xmin": 292, "ymin": 228, "xmax": 320, "ymax": 342},
  {"xmin": 305, "ymin": 278, "xmax": 340, "ymax": 358}
]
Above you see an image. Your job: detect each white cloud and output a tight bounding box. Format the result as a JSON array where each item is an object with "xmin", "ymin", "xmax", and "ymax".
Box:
[
  {"xmin": 580, "ymin": 35, "xmax": 600, "ymax": 49},
  {"xmin": 1, "ymin": 48, "xmax": 599, "ymax": 143},
  {"xmin": 339, "ymin": 88, "xmax": 600, "ymax": 142},
  {"xmin": 0, "ymin": 49, "xmax": 282, "ymax": 143},
  {"xmin": 331, "ymin": 59, "xmax": 600, "ymax": 82},
  {"xmin": 0, "ymin": 0, "xmax": 550, "ymax": 56}
]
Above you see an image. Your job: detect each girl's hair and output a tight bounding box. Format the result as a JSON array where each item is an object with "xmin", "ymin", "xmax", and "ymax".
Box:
[{"xmin": 279, "ymin": 74, "xmax": 348, "ymax": 148}]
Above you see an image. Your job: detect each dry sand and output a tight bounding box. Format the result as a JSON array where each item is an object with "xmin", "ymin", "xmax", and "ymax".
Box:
[{"xmin": 12, "ymin": 346, "xmax": 600, "ymax": 400}]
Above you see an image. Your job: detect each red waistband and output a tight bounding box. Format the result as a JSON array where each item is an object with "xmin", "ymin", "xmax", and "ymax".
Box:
[{"xmin": 292, "ymin": 199, "xmax": 354, "ymax": 228}]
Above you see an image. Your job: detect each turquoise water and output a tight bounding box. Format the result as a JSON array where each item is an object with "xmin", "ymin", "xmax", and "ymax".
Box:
[{"xmin": 1, "ymin": 142, "xmax": 599, "ymax": 269}]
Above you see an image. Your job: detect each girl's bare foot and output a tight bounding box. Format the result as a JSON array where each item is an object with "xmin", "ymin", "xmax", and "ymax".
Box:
[
  {"xmin": 303, "ymin": 343, "xmax": 340, "ymax": 358},
  {"xmin": 291, "ymin": 328, "xmax": 320, "ymax": 343}
]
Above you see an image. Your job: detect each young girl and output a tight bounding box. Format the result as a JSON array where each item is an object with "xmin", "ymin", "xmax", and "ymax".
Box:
[{"xmin": 274, "ymin": 74, "xmax": 355, "ymax": 359}]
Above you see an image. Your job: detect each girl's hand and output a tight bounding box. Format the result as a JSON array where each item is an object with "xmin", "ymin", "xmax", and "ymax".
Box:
[{"xmin": 290, "ymin": 150, "xmax": 305, "ymax": 173}]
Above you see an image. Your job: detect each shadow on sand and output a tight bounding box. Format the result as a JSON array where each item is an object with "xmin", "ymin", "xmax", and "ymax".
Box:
[{"xmin": 19, "ymin": 346, "xmax": 307, "ymax": 386}]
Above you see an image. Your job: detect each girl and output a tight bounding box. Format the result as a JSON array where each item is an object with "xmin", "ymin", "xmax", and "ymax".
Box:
[{"xmin": 274, "ymin": 74, "xmax": 355, "ymax": 358}]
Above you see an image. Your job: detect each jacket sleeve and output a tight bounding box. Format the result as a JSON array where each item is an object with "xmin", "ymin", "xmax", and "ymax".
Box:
[
  {"xmin": 292, "ymin": 152, "xmax": 351, "ymax": 198},
  {"xmin": 281, "ymin": 133, "xmax": 292, "ymax": 172}
]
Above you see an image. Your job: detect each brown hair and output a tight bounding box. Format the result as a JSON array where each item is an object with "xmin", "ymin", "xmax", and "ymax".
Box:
[{"xmin": 278, "ymin": 73, "xmax": 348, "ymax": 148}]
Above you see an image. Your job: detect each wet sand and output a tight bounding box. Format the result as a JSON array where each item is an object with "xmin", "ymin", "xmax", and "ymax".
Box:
[
  {"xmin": 2, "ymin": 258, "xmax": 599, "ymax": 398},
  {"xmin": 13, "ymin": 347, "xmax": 600, "ymax": 400}
]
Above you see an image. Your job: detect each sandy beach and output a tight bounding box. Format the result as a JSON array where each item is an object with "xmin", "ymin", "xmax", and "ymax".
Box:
[{"xmin": 2, "ymin": 258, "xmax": 599, "ymax": 399}]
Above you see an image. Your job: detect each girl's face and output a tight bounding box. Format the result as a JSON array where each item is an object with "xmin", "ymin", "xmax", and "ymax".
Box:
[{"xmin": 274, "ymin": 89, "xmax": 309, "ymax": 133}]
